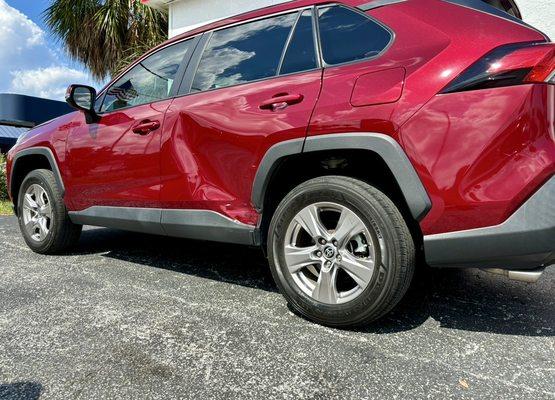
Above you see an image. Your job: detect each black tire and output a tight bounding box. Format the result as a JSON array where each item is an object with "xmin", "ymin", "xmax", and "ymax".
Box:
[
  {"xmin": 268, "ymin": 176, "xmax": 415, "ymax": 327},
  {"xmin": 17, "ymin": 169, "xmax": 82, "ymax": 254}
]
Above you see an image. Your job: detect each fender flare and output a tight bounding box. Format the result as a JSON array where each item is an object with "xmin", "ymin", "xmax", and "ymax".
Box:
[
  {"xmin": 251, "ymin": 133, "xmax": 431, "ymax": 221},
  {"xmin": 9, "ymin": 147, "xmax": 66, "ymax": 199}
]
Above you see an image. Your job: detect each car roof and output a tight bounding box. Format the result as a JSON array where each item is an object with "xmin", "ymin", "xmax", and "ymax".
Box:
[{"xmin": 161, "ymin": 0, "xmax": 366, "ymax": 47}]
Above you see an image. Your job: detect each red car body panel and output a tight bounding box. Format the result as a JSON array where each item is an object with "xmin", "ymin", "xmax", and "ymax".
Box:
[
  {"xmin": 5, "ymin": 0, "xmax": 554, "ymax": 258},
  {"xmin": 160, "ymin": 70, "xmax": 323, "ymax": 226},
  {"xmin": 64, "ymin": 100, "xmax": 172, "ymax": 210},
  {"xmin": 403, "ymin": 84, "xmax": 555, "ymax": 234}
]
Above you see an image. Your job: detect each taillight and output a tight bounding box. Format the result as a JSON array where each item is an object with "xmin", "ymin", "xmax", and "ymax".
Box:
[{"xmin": 441, "ymin": 42, "xmax": 555, "ymax": 93}]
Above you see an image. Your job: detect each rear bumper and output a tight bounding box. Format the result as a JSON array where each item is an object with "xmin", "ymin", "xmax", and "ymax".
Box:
[{"xmin": 424, "ymin": 176, "xmax": 554, "ymax": 270}]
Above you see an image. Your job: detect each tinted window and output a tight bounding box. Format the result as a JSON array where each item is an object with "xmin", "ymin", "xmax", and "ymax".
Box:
[
  {"xmin": 280, "ymin": 10, "xmax": 318, "ymax": 75},
  {"xmin": 317, "ymin": 6, "xmax": 391, "ymax": 66},
  {"xmin": 101, "ymin": 39, "xmax": 193, "ymax": 112},
  {"xmin": 191, "ymin": 13, "xmax": 297, "ymax": 92}
]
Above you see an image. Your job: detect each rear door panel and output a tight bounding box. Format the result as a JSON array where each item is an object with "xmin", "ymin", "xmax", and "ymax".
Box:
[{"xmin": 160, "ymin": 70, "xmax": 323, "ymax": 225}]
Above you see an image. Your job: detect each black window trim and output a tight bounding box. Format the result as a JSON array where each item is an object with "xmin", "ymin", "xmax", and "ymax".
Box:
[
  {"xmin": 276, "ymin": 11, "xmax": 303, "ymax": 76},
  {"xmin": 315, "ymin": 3, "xmax": 395, "ymax": 69},
  {"xmin": 95, "ymin": 35, "xmax": 202, "ymax": 115},
  {"xmin": 176, "ymin": 5, "xmax": 324, "ymax": 97},
  {"xmin": 277, "ymin": 8, "xmax": 322, "ymax": 76},
  {"xmin": 91, "ymin": 2, "xmax": 396, "ymax": 111},
  {"xmin": 311, "ymin": 5, "xmax": 324, "ymax": 69}
]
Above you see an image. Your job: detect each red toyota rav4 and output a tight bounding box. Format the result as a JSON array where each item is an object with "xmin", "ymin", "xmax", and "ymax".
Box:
[{"xmin": 6, "ymin": 0, "xmax": 554, "ymax": 327}]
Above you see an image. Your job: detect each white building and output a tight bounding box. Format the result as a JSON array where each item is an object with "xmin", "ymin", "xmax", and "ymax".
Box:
[{"xmin": 142, "ymin": 0, "xmax": 554, "ymax": 39}]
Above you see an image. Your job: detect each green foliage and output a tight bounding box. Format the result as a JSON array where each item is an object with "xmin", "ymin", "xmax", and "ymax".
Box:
[
  {"xmin": 0, "ymin": 153, "xmax": 8, "ymax": 201},
  {"xmin": 45, "ymin": 0, "xmax": 168, "ymax": 81}
]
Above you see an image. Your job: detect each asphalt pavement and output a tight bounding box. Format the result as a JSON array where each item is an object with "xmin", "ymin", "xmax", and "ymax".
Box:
[{"xmin": 0, "ymin": 215, "xmax": 553, "ymax": 399}]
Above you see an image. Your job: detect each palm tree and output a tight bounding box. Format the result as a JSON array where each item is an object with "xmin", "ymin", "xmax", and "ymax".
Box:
[{"xmin": 45, "ymin": 0, "xmax": 168, "ymax": 81}]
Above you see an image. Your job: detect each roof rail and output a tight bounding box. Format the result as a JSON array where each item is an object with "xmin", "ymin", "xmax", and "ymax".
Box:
[{"xmin": 357, "ymin": 0, "xmax": 407, "ymax": 12}]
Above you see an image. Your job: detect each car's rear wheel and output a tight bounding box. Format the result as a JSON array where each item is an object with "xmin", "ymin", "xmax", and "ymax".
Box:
[
  {"xmin": 268, "ymin": 176, "xmax": 415, "ymax": 327},
  {"xmin": 17, "ymin": 169, "xmax": 82, "ymax": 254}
]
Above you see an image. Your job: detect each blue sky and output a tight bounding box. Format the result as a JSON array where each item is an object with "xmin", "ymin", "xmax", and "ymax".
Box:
[{"xmin": 0, "ymin": 0, "xmax": 101, "ymax": 101}]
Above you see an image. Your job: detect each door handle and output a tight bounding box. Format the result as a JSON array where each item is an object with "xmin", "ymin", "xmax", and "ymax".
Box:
[
  {"xmin": 259, "ymin": 93, "xmax": 304, "ymax": 111},
  {"xmin": 132, "ymin": 120, "xmax": 160, "ymax": 135}
]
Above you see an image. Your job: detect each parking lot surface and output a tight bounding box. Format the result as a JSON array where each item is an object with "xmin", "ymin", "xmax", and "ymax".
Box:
[{"xmin": 0, "ymin": 216, "xmax": 553, "ymax": 399}]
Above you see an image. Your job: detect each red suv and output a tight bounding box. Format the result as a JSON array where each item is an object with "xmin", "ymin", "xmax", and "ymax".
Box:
[{"xmin": 6, "ymin": 0, "xmax": 554, "ymax": 327}]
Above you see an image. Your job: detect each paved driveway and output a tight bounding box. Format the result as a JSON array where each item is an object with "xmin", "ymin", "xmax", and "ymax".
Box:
[{"xmin": 0, "ymin": 216, "xmax": 553, "ymax": 399}]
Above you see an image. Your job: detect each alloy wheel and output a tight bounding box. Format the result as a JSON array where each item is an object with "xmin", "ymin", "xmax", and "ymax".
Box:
[
  {"xmin": 22, "ymin": 184, "xmax": 53, "ymax": 242},
  {"xmin": 283, "ymin": 202, "xmax": 381, "ymax": 305}
]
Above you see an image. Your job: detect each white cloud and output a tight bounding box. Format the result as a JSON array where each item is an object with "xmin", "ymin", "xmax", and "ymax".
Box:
[
  {"xmin": 0, "ymin": 1, "xmax": 52, "ymax": 75},
  {"xmin": 9, "ymin": 66, "xmax": 94, "ymax": 100},
  {"xmin": 0, "ymin": 0, "xmax": 98, "ymax": 101},
  {"xmin": 0, "ymin": 1, "xmax": 45, "ymax": 48}
]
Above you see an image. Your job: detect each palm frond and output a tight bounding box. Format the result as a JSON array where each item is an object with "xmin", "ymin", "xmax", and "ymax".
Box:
[{"xmin": 44, "ymin": 0, "xmax": 168, "ymax": 81}]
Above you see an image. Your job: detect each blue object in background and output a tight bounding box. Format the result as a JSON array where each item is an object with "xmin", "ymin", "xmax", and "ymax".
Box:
[{"xmin": 0, "ymin": 93, "xmax": 73, "ymax": 153}]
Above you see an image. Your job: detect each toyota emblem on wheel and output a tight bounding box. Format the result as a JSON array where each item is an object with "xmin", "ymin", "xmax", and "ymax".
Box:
[{"xmin": 323, "ymin": 246, "xmax": 336, "ymax": 260}]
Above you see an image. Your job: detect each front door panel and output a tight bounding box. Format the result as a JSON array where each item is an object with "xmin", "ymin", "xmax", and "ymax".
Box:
[{"xmin": 65, "ymin": 100, "xmax": 172, "ymax": 210}]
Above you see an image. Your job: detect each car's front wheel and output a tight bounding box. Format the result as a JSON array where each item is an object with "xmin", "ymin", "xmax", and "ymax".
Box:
[
  {"xmin": 17, "ymin": 169, "xmax": 82, "ymax": 254},
  {"xmin": 268, "ymin": 176, "xmax": 415, "ymax": 327}
]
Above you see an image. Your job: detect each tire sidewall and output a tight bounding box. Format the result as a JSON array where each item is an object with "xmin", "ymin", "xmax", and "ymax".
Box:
[{"xmin": 268, "ymin": 179, "xmax": 403, "ymax": 325}]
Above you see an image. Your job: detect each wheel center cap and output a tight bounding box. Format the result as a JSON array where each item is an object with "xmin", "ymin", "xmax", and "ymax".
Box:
[{"xmin": 323, "ymin": 245, "xmax": 337, "ymax": 260}]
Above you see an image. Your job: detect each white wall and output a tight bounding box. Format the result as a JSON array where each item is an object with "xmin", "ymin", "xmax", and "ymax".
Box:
[
  {"xmin": 169, "ymin": 0, "xmax": 285, "ymax": 37},
  {"xmin": 518, "ymin": 1, "xmax": 554, "ymax": 39},
  {"xmin": 168, "ymin": 0, "xmax": 554, "ymax": 39}
]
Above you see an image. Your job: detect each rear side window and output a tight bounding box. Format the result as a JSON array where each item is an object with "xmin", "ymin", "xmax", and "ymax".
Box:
[
  {"xmin": 101, "ymin": 39, "xmax": 193, "ymax": 112},
  {"xmin": 191, "ymin": 13, "xmax": 297, "ymax": 92},
  {"xmin": 279, "ymin": 9, "xmax": 318, "ymax": 75},
  {"xmin": 317, "ymin": 5, "xmax": 391, "ymax": 66}
]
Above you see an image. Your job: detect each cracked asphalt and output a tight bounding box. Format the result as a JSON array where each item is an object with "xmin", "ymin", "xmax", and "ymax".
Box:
[{"xmin": 0, "ymin": 215, "xmax": 553, "ymax": 399}]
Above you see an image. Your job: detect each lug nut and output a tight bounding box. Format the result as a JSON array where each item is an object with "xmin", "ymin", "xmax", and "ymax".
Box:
[
  {"xmin": 332, "ymin": 240, "xmax": 338, "ymax": 246},
  {"xmin": 325, "ymin": 261, "xmax": 331, "ymax": 267},
  {"xmin": 337, "ymin": 255, "xmax": 342, "ymax": 261},
  {"xmin": 316, "ymin": 251, "xmax": 322, "ymax": 257},
  {"xmin": 319, "ymin": 238, "xmax": 327, "ymax": 245}
]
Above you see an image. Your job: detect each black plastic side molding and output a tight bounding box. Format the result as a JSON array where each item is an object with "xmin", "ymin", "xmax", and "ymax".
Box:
[
  {"xmin": 10, "ymin": 147, "xmax": 66, "ymax": 198},
  {"xmin": 424, "ymin": 176, "xmax": 555, "ymax": 270},
  {"xmin": 69, "ymin": 207, "xmax": 258, "ymax": 246},
  {"xmin": 251, "ymin": 132, "xmax": 432, "ymax": 222}
]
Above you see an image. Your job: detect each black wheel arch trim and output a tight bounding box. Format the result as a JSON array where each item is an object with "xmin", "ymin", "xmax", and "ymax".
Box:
[
  {"xmin": 251, "ymin": 132, "xmax": 432, "ymax": 221},
  {"xmin": 9, "ymin": 147, "xmax": 66, "ymax": 204}
]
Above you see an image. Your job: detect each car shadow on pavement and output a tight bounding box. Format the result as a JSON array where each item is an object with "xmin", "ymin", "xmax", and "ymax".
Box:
[
  {"xmin": 72, "ymin": 227, "xmax": 278, "ymax": 293},
  {"xmin": 355, "ymin": 265, "xmax": 554, "ymax": 337},
  {"xmin": 71, "ymin": 228, "xmax": 554, "ymax": 337},
  {"xmin": 0, "ymin": 382, "xmax": 42, "ymax": 400}
]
